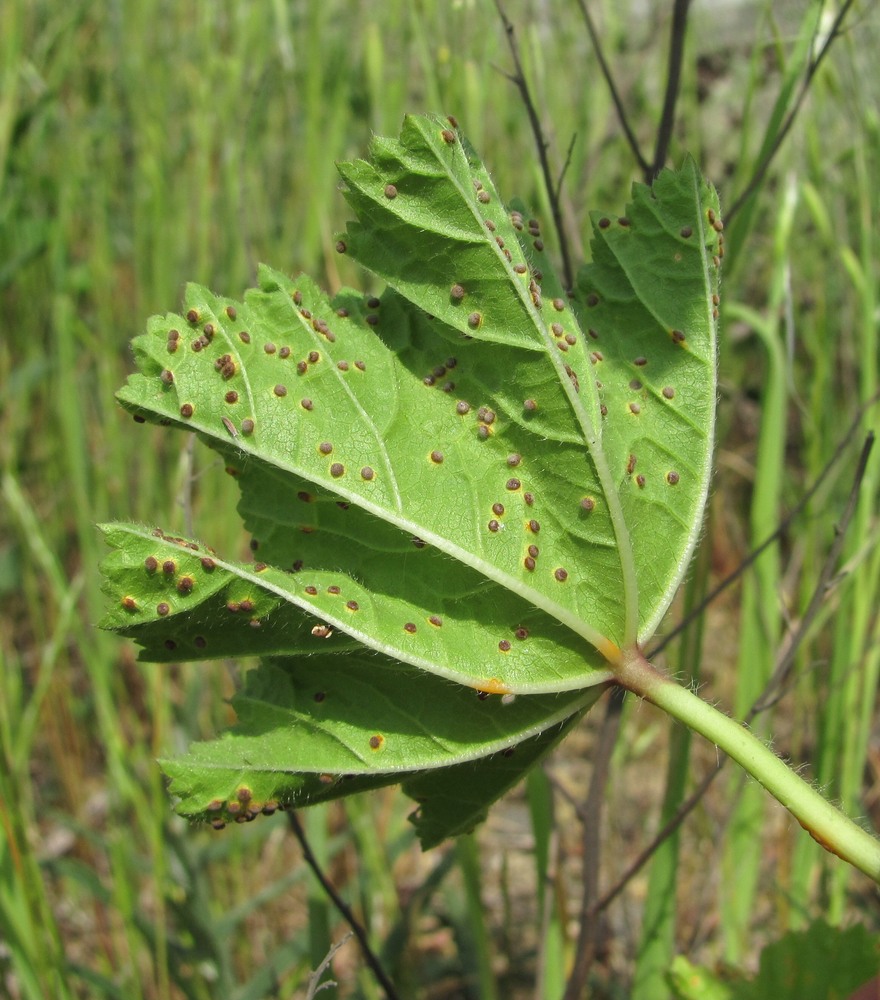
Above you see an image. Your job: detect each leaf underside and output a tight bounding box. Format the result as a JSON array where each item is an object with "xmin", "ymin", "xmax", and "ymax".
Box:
[{"xmin": 101, "ymin": 113, "xmax": 720, "ymax": 843}]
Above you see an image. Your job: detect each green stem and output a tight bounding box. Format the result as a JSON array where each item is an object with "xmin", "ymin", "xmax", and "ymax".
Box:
[{"xmin": 616, "ymin": 648, "xmax": 880, "ymax": 883}]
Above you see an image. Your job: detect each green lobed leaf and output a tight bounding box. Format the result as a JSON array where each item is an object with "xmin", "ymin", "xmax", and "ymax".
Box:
[
  {"xmin": 158, "ymin": 656, "xmax": 602, "ymax": 832},
  {"xmin": 104, "ymin": 113, "xmax": 721, "ymax": 838}
]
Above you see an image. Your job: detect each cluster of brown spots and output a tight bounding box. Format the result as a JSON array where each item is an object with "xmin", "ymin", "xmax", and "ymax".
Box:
[
  {"xmin": 708, "ymin": 208, "xmax": 724, "ymax": 232},
  {"xmin": 529, "ymin": 277, "xmax": 541, "ymax": 309},
  {"xmin": 205, "ymin": 787, "xmax": 282, "ymax": 828},
  {"xmin": 565, "ymin": 366, "xmax": 580, "ymax": 392},
  {"xmin": 167, "ymin": 329, "xmax": 180, "ymax": 354}
]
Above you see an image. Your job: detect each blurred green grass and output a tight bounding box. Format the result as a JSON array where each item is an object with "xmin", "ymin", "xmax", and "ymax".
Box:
[{"xmin": 2, "ymin": 0, "xmax": 879, "ymax": 997}]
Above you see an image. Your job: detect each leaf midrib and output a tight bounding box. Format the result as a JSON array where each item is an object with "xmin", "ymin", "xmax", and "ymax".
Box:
[{"xmin": 408, "ymin": 116, "xmax": 640, "ymax": 650}]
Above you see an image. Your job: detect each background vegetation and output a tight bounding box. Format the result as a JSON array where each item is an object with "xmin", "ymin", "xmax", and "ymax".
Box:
[{"xmin": 2, "ymin": 0, "xmax": 878, "ymax": 997}]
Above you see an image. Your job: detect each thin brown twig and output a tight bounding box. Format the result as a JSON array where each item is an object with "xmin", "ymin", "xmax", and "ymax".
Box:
[
  {"xmin": 287, "ymin": 811, "xmax": 401, "ymax": 1000},
  {"xmin": 574, "ymin": 0, "xmax": 650, "ymax": 176},
  {"xmin": 650, "ymin": 0, "xmax": 693, "ymax": 179},
  {"xmin": 592, "ymin": 430, "xmax": 876, "ymax": 917},
  {"xmin": 726, "ymin": 0, "xmax": 858, "ymax": 223},
  {"xmin": 494, "ymin": 0, "xmax": 575, "ymax": 290},
  {"xmin": 556, "ymin": 132, "xmax": 578, "ymax": 204},
  {"xmin": 562, "ymin": 686, "xmax": 626, "ymax": 1000},
  {"xmin": 751, "ymin": 431, "xmax": 875, "ymax": 714}
]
